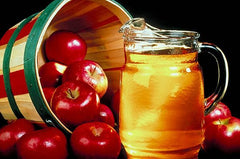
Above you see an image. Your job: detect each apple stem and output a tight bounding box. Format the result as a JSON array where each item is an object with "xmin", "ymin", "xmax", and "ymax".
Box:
[
  {"xmin": 67, "ymin": 88, "xmax": 74, "ymax": 99},
  {"xmin": 66, "ymin": 88, "xmax": 79, "ymax": 99},
  {"xmin": 91, "ymin": 66, "xmax": 97, "ymax": 76},
  {"xmin": 218, "ymin": 119, "xmax": 222, "ymax": 124},
  {"xmin": 90, "ymin": 127, "xmax": 103, "ymax": 137}
]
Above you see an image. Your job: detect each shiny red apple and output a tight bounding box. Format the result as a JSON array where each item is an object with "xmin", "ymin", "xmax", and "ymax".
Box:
[
  {"xmin": 45, "ymin": 30, "xmax": 87, "ymax": 65},
  {"xmin": 62, "ymin": 60, "xmax": 108, "ymax": 97},
  {"xmin": 96, "ymin": 104, "xmax": 115, "ymax": 127},
  {"xmin": 202, "ymin": 116, "xmax": 240, "ymax": 154},
  {"xmin": 16, "ymin": 127, "xmax": 68, "ymax": 159},
  {"xmin": 70, "ymin": 122, "xmax": 121, "ymax": 159},
  {"xmin": 51, "ymin": 81, "xmax": 100, "ymax": 129},
  {"xmin": 0, "ymin": 119, "xmax": 35, "ymax": 158},
  {"xmin": 42, "ymin": 87, "xmax": 56, "ymax": 104},
  {"xmin": 205, "ymin": 102, "xmax": 231, "ymax": 125},
  {"xmin": 39, "ymin": 62, "xmax": 67, "ymax": 87}
]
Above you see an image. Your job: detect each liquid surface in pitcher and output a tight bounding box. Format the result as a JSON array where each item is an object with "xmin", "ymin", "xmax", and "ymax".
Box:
[{"xmin": 119, "ymin": 49, "xmax": 205, "ymax": 158}]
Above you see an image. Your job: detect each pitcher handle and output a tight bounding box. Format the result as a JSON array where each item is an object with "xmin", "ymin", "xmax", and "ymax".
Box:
[{"xmin": 199, "ymin": 42, "xmax": 229, "ymax": 115}]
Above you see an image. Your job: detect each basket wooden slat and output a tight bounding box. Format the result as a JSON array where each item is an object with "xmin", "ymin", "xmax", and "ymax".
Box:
[{"xmin": 0, "ymin": 0, "xmax": 131, "ymax": 134}]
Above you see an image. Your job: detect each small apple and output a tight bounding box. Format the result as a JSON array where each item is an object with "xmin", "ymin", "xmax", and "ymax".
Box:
[
  {"xmin": 51, "ymin": 81, "xmax": 100, "ymax": 129},
  {"xmin": 0, "ymin": 119, "xmax": 35, "ymax": 158},
  {"xmin": 45, "ymin": 30, "xmax": 87, "ymax": 65},
  {"xmin": 62, "ymin": 60, "xmax": 108, "ymax": 97},
  {"xmin": 70, "ymin": 122, "xmax": 121, "ymax": 159},
  {"xmin": 16, "ymin": 127, "xmax": 68, "ymax": 159},
  {"xmin": 42, "ymin": 87, "xmax": 56, "ymax": 104},
  {"xmin": 39, "ymin": 62, "xmax": 67, "ymax": 87},
  {"xmin": 204, "ymin": 102, "xmax": 231, "ymax": 125},
  {"xmin": 96, "ymin": 104, "xmax": 115, "ymax": 127},
  {"xmin": 202, "ymin": 116, "xmax": 240, "ymax": 154}
]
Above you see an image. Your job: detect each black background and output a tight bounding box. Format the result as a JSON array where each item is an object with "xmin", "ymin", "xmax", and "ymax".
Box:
[
  {"xmin": 0, "ymin": 0, "xmax": 238, "ymax": 158},
  {"xmin": 1, "ymin": 0, "xmax": 238, "ymax": 113}
]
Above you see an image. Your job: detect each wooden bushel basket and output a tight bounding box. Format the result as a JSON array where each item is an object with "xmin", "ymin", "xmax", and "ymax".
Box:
[{"xmin": 0, "ymin": 0, "xmax": 131, "ymax": 134}]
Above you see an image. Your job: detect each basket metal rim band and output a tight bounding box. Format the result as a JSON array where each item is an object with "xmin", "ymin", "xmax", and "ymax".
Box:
[
  {"xmin": 108, "ymin": 0, "xmax": 133, "ymax": 19},
  {"xmin": 24, "ymin": 0, "xmax": 132, "ymax": 135},
  {"xmin": 24, "ymin": 0, "xmax": 72, "ymax": 135},
  {"xmin": 2, "ymin": 13, "xmax": 37, "ymax": 119}
]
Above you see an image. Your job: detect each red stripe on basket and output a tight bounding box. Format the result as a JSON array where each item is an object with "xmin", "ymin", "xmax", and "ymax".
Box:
[
  {"xmin": 0, "ymin": 70, "xmax": 29, "ymax": 98},
  {"xmin": 0, "ymin": 18, "xmax": 37, "ymax": 46},
  {"xmin": 17, "ymin": 18, "xmax": 37, "ymax": 41},
  {"xmin": 0, "ymin": 28, "xmax": 16, "ymax": 46},
  {"xmin": 0, "ymin": 74, "xmax": 7, "ymax": 98}
]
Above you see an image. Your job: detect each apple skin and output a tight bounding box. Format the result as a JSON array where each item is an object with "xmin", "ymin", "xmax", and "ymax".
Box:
[
  {"xmin": 62, "ymin": 60, "xmax": 108, "ymax": 97},
  {"xmin": 202, "ymin": 116, "xmax": 240, "ymax": 154},
  {"xmin": 96, "ymin": 104, "xmax": 115, "ymax": 127},
  {"xmin": 51, "ymin": 81, "xmax": 100, "ymax": 129},
  {"xmin": 16, "ymin": 127, "xmax": 68, "ymax": 159},
  {"xmin": 204, "ymin": 102, "xmax": 231, "ymax": 125},
  {"xmin": 70, "ymin": 122, "xmax": 121, "ymax": 159},
  {"xmin": 39, "ymin": 62, "xmax": 67, "ymax": 87},
  {"xmin": 42, "ymin": 87, "xmax": 56, "ymax": 105},
  {"xmin": 0, "ymin": 119, "xmax": 35, "ymax": 158},
  {"xmin": 45, "ymin": 30, "xmax": 87, "ymax": 65}
]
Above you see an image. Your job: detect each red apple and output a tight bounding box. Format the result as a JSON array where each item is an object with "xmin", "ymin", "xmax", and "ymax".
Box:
[
  {"xmin": 42, "ymin": 87, "xmax": 56, "ymax": 104},
  {"xmin": 0, "ymin": 119, "xmax": 35, "ymax": 158},
  {"xmin": 70, "ymin": 122, "xmax": 121, "ymax": 159},
  {"xmin": 45, "ymin": 30, "xmax": 87, "ymax": 65},
  {"xmin": 62, "ymin": 60, "xmax": 108, "ymax": 97},
  {"xmin": 51, "ymin": 81, "xmax": 100, "ymax": 129},
  {"xmin": 96, "ymin": 104, "xmax": 115, "ymax": 127},
  {"xmin": 205, "ymin": 102, "xmax": 231, "ymax": 125},
  {"xmin": 202, "ymin": 116, "xmax": 240, "ymax": 154},
  {"xmin": 16, "ymin": 127, "xmax": 68, "ymax": 159},
  {"xmin": 39, "ymin": 62, "xmax": 67, "ymax": 87}
]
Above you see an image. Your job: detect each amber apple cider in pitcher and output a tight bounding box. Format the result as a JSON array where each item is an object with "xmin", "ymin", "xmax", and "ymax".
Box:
[{"xmin": 119, "ymin": 48, "xmax": 205, "ymax": 158}]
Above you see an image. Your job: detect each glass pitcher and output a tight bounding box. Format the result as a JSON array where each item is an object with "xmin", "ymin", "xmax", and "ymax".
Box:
[{"xmin": 119, "ymin": 18, "xmax": 229, "ymax": 159}]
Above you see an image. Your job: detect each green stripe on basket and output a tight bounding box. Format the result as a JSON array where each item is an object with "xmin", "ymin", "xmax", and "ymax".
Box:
[
  {"xmin": 24, "ymin": 0, "xmax": 132, "ymax": 136},
  {"xmin": 2, "ymin": 13, "xmax": 37, "ymax": 119},
  {"xmin": 24, "ymin": 0, "xmax": 72, "ymax": 135}
]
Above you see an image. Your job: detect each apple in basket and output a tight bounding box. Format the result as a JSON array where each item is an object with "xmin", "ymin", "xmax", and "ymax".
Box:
[
  {"xmin": 62, "ymin": 60, "xmax": 108, "ymax": 98},
  {"xmin": 45, "ymin": 30, "xmax": 87, "ymax": 65},
  {"xmin": 39, "ymin": 61, "xmax": 67, "ymax": 88},
  {"xmin": 51, "ymin": 81, "xmax": 100, "ymax": 129},
  {"xmin": 95, "ymin": 104, "xmax": 115, "ymax": 128}
]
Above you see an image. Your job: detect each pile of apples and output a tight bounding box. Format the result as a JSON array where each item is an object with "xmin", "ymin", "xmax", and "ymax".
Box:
[
  {"xmin": 1, "ymin": 30, "xmax": 240, "ymax": 158},
  {"xmin": 40, "ymin": 30, "xmax": 115, "ymax": 129},
  {"xmin": 202, "ymin": 102, "xmax": 240, "ymax": 156},
  {"xmin": 0, "ymin": 119, "xmax": 121, "ymax": 159},
  {"xmin": 0, "ymin": 30, "xmax": 121, "ymax": 159}
]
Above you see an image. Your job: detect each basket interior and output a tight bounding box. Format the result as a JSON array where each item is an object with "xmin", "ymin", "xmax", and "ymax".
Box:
[
  {"xmin": 37, "ymin": 0, "xmax": 130, "ymax": 97},
  {"xmin": 35, "ymin": 0, "xmax": 131, "ymax": 131}
]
